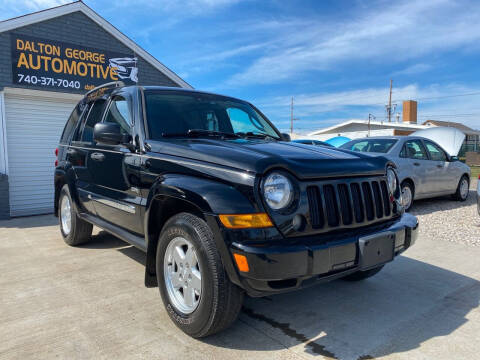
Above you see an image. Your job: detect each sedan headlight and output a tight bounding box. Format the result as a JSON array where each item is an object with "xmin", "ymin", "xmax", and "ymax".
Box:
[
  {"xmin": 263, "ymin": 173, "xmax": 293, "ymax": 210},
  {"xmin": 386, "ymin": 167, "xmax": 398, "ymax": 194}
]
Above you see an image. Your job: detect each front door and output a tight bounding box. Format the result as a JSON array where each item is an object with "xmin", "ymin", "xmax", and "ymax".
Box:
[{"xmin": 86, "ymin": 94, "xmax": 143, "ymax": 235}]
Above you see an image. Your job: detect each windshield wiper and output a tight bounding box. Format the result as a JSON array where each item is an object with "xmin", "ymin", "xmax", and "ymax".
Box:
[
  {"xmin": 162, "ymin": 129, "xmax": 240, "ymax": 139},
  {"xmin": 236, "ymin": 131, "xmax": 279, "ymax": 140}
]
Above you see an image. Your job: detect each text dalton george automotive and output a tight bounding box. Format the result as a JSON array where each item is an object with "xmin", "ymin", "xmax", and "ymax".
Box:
[
  {"xmin": 10, "ymin": 34, "xmax": 137, "ymax": 90},
  {"xmin": 15, "ymin": 38, "xmax": 118, "ymax": 80}
]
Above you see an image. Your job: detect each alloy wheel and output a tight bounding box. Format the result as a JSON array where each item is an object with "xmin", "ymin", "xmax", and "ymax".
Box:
[
  {"xmin": 402, "ymin": 185, "xmax": 412, "ymax": 209},
  {"xmin": 460, "ymin": 178, "xmax": 469, "ymax": 199},
  {"xmin": 60, "ymin": 195, "xmax": 72, "ymax": 235},
  {"xmin": 164, "ymin": 237, "xmax": 202, "ymax": 314}
]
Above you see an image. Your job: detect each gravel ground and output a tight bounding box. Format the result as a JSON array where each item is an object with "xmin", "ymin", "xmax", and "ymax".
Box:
[{"xmin": 410, "ymin": 177, "xmax": 479, "ymax": 247}]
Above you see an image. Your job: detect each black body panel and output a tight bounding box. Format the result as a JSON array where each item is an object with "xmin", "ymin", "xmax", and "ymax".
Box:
[{"xmin": 54, "ymin": 84, "xmax": 418, "ymax": 296}]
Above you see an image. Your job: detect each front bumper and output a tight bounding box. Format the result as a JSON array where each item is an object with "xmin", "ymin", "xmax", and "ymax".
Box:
[{"xmin": 228, "ymin": 213, "xmax": 418, "ymax": 296}]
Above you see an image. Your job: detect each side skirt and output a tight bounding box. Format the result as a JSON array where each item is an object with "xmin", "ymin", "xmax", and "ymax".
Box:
[{"xmin": 79, "ymin": 212, "xmax": 147, "ymax": 252}]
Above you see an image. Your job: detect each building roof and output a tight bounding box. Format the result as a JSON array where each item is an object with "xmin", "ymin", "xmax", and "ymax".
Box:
[
  {"xmin": 308, "ymin": 119, "xmax": 427, "ymax": 136},
  {"xmin": 422, "ymin": 120, "xmax": 480, "ymax": 135},
  {"xmin": 0, "ymin": 1, "xmax": 192, "ymax": 89}
]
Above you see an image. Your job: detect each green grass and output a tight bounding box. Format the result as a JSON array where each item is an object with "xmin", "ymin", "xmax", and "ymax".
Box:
[{"xmin": 471, "ymin": 166, "xmax": 480, "ymax": 179}]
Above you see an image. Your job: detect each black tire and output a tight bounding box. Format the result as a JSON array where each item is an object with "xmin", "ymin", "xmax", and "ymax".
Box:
[
  {"xmin": 401, "ymin": 181, "xmax": 414, "ymax": 211},
  {"xmin": 156, "ymin": 212, "xmax": 244, "ymax": 338},
  {"xmin": 58, "ymin": 185, "xmax": 92, "ymax": 246},
  {"xmin": 342, "ymin": 265, "xmax": 384, "ymax": 281},
  {"xmin": 452, "ymin": 175, "xmax": 469, "ymax": 201}
]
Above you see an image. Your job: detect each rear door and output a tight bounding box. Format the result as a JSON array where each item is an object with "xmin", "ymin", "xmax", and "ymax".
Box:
[
  {"xmin": 66, "ymin": 98, "xmax": 108, "ymax": 215},
  {"xmin": 423, "ymin": 139, "xmax": 452, "ymax": 193},
  {"xmin": 86, "ymin": 93, "xmax": 143, "ymax": 235}
]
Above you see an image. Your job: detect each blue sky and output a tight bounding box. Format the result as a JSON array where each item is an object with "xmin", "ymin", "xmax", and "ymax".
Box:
[{"xmin": 2, "ymin": 0, "xmax": 480, "ymax": 132}]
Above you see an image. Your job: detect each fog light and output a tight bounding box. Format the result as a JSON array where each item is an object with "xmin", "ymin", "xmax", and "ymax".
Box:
[{"xmin": 292, "ymin": 214, "xmax": 305, "ymax": 231}]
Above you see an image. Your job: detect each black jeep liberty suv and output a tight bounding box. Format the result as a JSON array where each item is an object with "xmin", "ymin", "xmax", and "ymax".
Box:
[{"xmin": 55, "ymin": 82, "xmax": 418, "ymax": 337}]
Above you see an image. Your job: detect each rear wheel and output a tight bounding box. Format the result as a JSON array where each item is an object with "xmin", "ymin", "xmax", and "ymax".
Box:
[
  {"xmin": 401, "ymin": 181, "xmax": 414, "ymax": 211},
  {"xmin": 58, "ymin": 185, "xmax": 92, "ymax": 246},
  {"xmin": 453, "ymin": 175, "xmax": 469, "ymax": 201},
  {"xmin": 156, "ymin": 212, "xmax": 244, "ymax": 337},
  {"xmin": 342, "ymin": 265, "xmax": 384, "ymax": 281}
]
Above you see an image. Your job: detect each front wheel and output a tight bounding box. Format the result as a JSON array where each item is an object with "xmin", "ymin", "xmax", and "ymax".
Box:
[
  {"xmin": 156, "ymin": 213, "xmax": 244, "ymax": 338},
  {"xmin": 401, "ymin": 181, "xmax": 414, "ymax": 211},
  {"xmin": 453, "ymin": 175, "xmax": 469, "ymax": 201},
  {"xmin": 342, "ymin": 265, "xmax": 384, "ymax": 281}
]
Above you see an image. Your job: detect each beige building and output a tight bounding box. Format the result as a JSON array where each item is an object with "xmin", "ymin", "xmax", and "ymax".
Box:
[{"xmin": 307, "ymin": 100, "xmax": 480, "ymax": 153}]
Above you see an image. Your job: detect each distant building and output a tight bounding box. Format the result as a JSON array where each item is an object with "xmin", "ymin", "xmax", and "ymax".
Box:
[{"xmin": 308, "ymin": 100, "xmax": 480, "ymax": 153}]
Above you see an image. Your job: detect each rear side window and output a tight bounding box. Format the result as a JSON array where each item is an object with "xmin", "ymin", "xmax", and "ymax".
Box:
[
  {"xmin": 80, "ymin": 99, "xmax": 107, "ymax": 143},
  {"xmin": 60, "ymin": 103, "xmax": 84, "ymax": 144}
]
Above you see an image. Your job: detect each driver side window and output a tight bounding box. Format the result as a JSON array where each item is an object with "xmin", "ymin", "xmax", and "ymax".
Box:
[
  {"xmin": 104, "ymin": 96, "xmax": 132, "ymax": 135},
  {"xmin": 424, "ymin": 140, "xmax": 447, "ymax": 161}
]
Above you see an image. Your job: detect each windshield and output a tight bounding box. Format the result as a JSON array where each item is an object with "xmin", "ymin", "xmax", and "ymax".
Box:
[
  {"xmin": 144, "ymin": 91, "xmax": 280, "ymax": 140},
  {"xmin": 340, "ymin": 138, "xmax": 398, "ymax": 153}
]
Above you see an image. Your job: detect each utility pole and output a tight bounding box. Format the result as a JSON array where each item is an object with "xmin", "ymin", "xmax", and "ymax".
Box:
[
  {"xmin": 290, "ymin": 97, "xmax": 299, "ymax": 135},
  {"xmin": 368, "ymin": 113, "xmax": 375, "ymax": 137},
  {"xmin": 290, "ymin": 97, "xmax": 293, "ymax": 135},
  {"xmin": 387, "ymin": 79, "xmax": 393, "ymax": 122}
]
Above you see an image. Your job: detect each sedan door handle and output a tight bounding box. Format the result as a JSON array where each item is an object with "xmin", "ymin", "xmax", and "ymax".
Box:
[
  {"xmin": 91, "ymin": 152, "xmax": 105, "ymax": 161},
  {"xmin": 413, "ymin": 162, "xmax": 420, "ymax": 166}
]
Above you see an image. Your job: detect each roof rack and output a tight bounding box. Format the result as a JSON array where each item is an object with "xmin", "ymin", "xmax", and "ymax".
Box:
[{"xmin": 85, "ymin": 81, "xmax": 125, "ymax": 96}]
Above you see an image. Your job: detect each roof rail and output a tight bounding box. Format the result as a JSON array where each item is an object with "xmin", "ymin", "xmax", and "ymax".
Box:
[{"xmin": 85, "ymin": 81, "xmax": 125, "ymax": 96}]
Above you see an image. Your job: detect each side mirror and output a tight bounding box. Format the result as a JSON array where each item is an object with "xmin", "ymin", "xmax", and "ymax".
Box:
[
  {"xmin": 281, "ymin": 133, "xmax": 291, "ymax": 141},
  {"xmin": 94, "ymin": 123, "xmax": 129, "ymax": 145},
  {"xmin": 449, "ymin": 155, "xmax": 459, "ymax": 162}
]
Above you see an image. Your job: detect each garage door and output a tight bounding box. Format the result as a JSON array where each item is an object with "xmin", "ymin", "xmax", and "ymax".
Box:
[{"xmin": 5, "ymin": 93, "xmax": 80, "ymax": 217}]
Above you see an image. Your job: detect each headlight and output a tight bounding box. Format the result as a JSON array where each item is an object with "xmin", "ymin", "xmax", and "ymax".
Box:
[
  {"xmin": 386, "ymin": 167, "xmax": 397, "ymax": 194},
  {"xmin": 263, "ymin": 173, "xmax": 293, "ymax": 210}
]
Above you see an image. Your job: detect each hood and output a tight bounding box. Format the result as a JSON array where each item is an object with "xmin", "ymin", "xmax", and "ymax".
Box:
[
  {"xmin": 411, "ymin": 127, "xmax": 465, "ymax": 156},
  {"xmin": 146, "ymin": 138, "xmax": 389, "ymax": 179}
]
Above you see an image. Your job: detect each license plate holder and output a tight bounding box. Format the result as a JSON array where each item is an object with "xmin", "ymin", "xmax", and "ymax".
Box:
[{"xmin": 359, "ymin": 232, "xmax": 395, "ymax": 270}]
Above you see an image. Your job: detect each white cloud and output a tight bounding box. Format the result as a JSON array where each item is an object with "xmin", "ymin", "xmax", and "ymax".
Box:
[
  {"xmin": 0, "ymin": 0, "xmax": 69, "ymax": 19},
  {"xmin": 226, "ymin": 0, "xmax": 480, "ymax": 86},
  {"xmin": 392, "ymin": 64, "xmax": 432, "ymax": 76},
  {"xmin": 258, "ymin": 83, "xmax": 480, "ymax": 131}
]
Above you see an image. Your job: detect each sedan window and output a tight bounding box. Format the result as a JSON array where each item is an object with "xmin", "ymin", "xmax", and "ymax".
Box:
[
  {"xmin": 424, "ymin": 140, "xmax": 447, "ymax": 161},
  {"xmin": 340, "ymin": 139, "xmax": 397, "ymax": 153},
  {"xmin": 400, "ymin": 140, "xmax": 428, "ymax": 160}
]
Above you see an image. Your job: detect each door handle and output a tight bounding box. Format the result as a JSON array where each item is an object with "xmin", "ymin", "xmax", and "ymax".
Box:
[
  {"xmin": 91, "ymin": 152, "xmax": 105, "ymax": 161},
  {"xmin": 66, "ymin": 148, "xmax": 76, "ymax": 155},
  {"xmin": 413, "ymin": 162, "xmax": 420, "ymax": 166},
  {"xmin": 144, "ymin": 159, "xmax": 151, "ymax": 169}
]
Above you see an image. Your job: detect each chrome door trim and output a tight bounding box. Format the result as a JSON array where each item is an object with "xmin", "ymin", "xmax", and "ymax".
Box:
[{"xmin": 87, "ymin": 194, "xmax": 136, "ymax": 214}]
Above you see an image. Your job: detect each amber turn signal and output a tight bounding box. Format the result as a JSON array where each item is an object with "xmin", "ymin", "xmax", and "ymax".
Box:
[
  {"xmin": 219, "ymin": 213, "xmax": 273, "ymax": 229},
  {"xmin": 233, "ymin": 253, "xmax": 249, "ymax": 272}
]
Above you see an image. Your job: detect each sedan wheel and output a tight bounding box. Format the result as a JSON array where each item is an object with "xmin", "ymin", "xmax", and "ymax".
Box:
[
  {"xmin": 453, "ymin": 175, "xmax": 470, "ymax": 201},
  {"xmin": 164, "ymin": 236, "xmax": 202, "ymax": 314},
  {"xmin": 459, "ymin": 178, "xmax": 469, "ymax": 200},
  {"xmin": 401, "ymin": 184, "xmax": 413, "ymax": 210}
]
